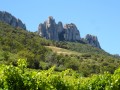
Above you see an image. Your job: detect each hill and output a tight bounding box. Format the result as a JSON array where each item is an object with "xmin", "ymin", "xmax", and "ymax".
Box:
[{"xmin": 0, "ymin": 21, "xmax": 120, "ymax": 76}]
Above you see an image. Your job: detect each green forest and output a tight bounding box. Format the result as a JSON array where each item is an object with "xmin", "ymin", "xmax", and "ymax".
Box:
[{"xmin": 0, "ymin": 22, "xmax": 120, "ymax": 89}]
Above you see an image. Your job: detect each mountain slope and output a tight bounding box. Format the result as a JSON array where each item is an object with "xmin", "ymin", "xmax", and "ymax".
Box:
[{"xmin": 0, "ymin": 21, "xmax": 120, "ymax": 76}]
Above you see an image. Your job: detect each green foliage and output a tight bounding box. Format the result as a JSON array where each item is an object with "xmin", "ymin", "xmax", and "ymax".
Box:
[
  {"xmin": 45, "ymin": 41, "xmax": 120, "ymax": 76},
  {"xmin": 17, "ymin": 59, "xmax": 27, "ymax": 72},
  {"xmin": 0, "ymin": 59, "xmax": 120, "ymax": 90},
  {"xmin": 0, "ymin": 21, "xmax": 120, "ymax": 77},
  {"xmin": 2, "ymin": 51, "xmax": 9, "ymax": 61},
  {"xmin": 53, "ymin": 41, "xmax": 108, "ymax": 55},
  {"xmin": 65, "ymin": 57, "xmax": 80, "ymax": 70},
  {"xmin": 0, "ymin": 22, "xmax": 51, "ymax": 68}
]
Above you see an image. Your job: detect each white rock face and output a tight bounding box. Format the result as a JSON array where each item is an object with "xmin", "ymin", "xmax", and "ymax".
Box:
[
  {"xmin": 64, "ymin": 23, "xmax": 80, "ymax": 41},
  {"xmin": 38, "ymin": 16, "xmax": 81, "ymax": 41},
  {"xmin": 38, "ymin": 16, "xmax": 59, "ymax": 41}
]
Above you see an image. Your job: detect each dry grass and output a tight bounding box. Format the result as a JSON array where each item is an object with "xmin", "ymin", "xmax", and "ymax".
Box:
[{"xmin": 45, "ymin": 46, "xmax": 81, "ymax": 55}]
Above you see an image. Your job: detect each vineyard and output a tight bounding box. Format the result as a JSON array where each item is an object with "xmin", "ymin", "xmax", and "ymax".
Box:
[{"xmin": 0, "ymin": 59, "xmax": 120, "ymax": 90}]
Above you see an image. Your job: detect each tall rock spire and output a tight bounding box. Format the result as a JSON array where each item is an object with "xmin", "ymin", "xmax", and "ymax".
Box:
[
  {"xmin": 38, "ymin": 16, "xmax": 81, "ymax": 41},
  {"xmin": 38, "ymin": 16, "xmax": 59, "ymax": 41}
]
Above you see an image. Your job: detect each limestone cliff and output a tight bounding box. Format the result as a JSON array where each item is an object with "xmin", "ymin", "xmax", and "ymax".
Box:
[
  {"xmin": 38, "ymin": 16, "xmax": 81, "ymax": 41},
  {"xmin": 64, "ymin": 23, "xmax": 80, "ymax": 41},
  {"xmin": 83, "ymin": 34, "xmax": 101, "ymax": 49},
  {"xmin": 38, "ymin": 16, "xmax": 59, "ymax": 40},
  {"xmin": 38, "ymin": 16, "xmax": 101, "ymax": 49},
  {"xmin": 0, "ymin": 11, "xmax": 26, "ymax": 30}
]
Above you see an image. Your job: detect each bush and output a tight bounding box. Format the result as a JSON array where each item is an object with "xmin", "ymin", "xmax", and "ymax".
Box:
[{"xmin": 0, "ymin": 59, "xmax": 120, "ymax": 89}]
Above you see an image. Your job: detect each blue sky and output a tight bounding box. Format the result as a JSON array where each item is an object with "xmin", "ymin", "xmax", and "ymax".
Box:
[{"xmin": 0, "ymin": 0, "xmax": 120, "ymax": 55}]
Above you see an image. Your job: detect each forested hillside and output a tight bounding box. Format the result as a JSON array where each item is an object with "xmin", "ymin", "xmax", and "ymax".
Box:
[{"xmin": 0, "ymin": 21, "xmax": 120, "ymax": 77}]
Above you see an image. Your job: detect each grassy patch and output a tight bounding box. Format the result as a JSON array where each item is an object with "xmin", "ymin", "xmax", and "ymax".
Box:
[{"xmin": 45, "ymin": 46, "xmax": 82, "ymax": 56}]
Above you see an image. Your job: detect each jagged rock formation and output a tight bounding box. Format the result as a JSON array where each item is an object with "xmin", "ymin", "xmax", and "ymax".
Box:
[
  {"xmin": 38, "ymin": 16, "xmax": 81, "ymax": 41},
  {"xmin": 38, "ymin": 16, "xmax": 59, "ymax": 41},
  {"xmin": 64, "ymin": 23, "xmax": 80, "ymax": 41},
  {"xmin": 82, "ymin": 34, "xmax": 101, "ymax": 49},
  {"xmin": 0, "ymin": 11, "xmax": 26, "ymax": 30},
  {"xmin": 38, "ymin": 16, "xmax": 101, "ymax": 49}
]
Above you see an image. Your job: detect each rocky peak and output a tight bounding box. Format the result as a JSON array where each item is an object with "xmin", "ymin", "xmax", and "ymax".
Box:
[
  {"xmin": 46, "ymin": 16, "xmax": 56, "ymax": 28},
  {"xmin": 84, "ymin": 34, "xmax": 101, "ymax": 49},
  {"xmin": 63, "ymin": 23, "xmax": 80, "ymax": 41},
  {"xmin": 38, "ymin": 16, "xmax": 59, "ymax": 41},
  {"xmin": 38, "ymin": 16, "xmax": 101, "ymax": 49},
  {"xmin": 38, "ymin": 17, "xmax": 81, "ymax": 42},
  {"xmin": 64, "ymin": 23, "xmax": 76, "ymax": 29},
  {"xmin": 0, "ymin": 11, "xmax": 26, "ymax": 30},
  {"xmin": 47, "ymin": 16, "xmax": 54, "ymax": 23},
  {"xmin": 57, "ymin": 22, "xmax": 63, "ymax": 33}
]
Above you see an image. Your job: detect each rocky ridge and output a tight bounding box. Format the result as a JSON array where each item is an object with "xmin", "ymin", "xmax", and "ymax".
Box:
[
  {"xmin": 0, "ymin": 10, "xmax": 101, "ymax": 49},
  {"xmin": 82, "ymin": 34, "xmax": 101, "ymax": 49},
  {"xmin": 0, "ymin": 11, "xmax": 26, "ymax": 30},
  {"xmin": 38, "ymin": 16, "xmax": 101, "ymax": 49},
  {"xmin": 38, "ymin": 16, "xmax": 80, "ymax": 41}
]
